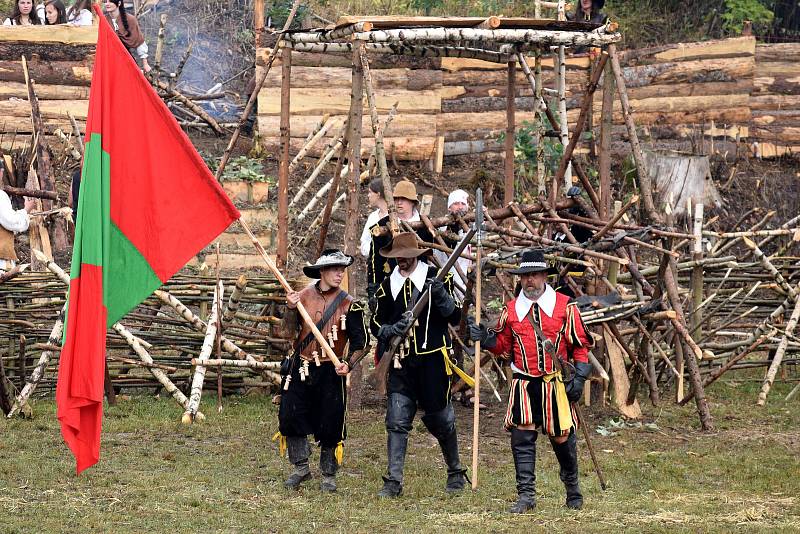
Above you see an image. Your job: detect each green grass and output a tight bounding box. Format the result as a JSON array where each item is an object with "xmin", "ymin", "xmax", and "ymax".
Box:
[{"xmin": 1, "ymin": 378, "xmax": 800, "ymax": 533}]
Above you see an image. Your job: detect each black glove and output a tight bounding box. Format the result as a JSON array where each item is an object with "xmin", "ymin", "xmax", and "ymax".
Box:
[
  {"xmin": 427, "ymin": 277, "xmax": 455, "ymax": 317},
  {"xmin": 466, "ymin": 317, "xmax": 497, "ymax": 349},
  {"xmin": 377, "ymin": 313, "xmax": 413, "ymax": 342},
  {"xmin": 565, "ymin": 361, "xmax": 593, "ymax": 402}
]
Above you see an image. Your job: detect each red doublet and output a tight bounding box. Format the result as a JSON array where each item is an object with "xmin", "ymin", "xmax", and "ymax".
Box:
[{"xmin": 488, "ymin": 291, "xmax": 591, "ymax": 376}]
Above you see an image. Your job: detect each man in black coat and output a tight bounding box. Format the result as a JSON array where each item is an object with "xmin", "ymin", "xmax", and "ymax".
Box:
[{"xmin": 370, "ymin": 232, "xmax": 467, "ymax": 497}]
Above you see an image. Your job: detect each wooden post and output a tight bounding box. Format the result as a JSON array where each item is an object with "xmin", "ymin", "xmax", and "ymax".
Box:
[
  {"xmin": 691, "ymin": 204, "xmax": 704, "ymax": 337},
  {"xmin": 599, "ymin": 61, "xmax": 614, "ymax": 221},
  {"xmin": 607, "ymin": 44, "xmax": 660, "ymax": 223},
  {"xmin": 346, "ymin": 44, "xmax": 365, "ymax": 411},
  {"xmin": 276, "ymin": 47, "xmax": 291, "ymax": 270},
  {"xmin": 358, "ymin": 44, "xmax": 398, "ymax": 234},
  {"xmin": 504, "ymin": 60, "xmax": 516, "ymax": 208},
  {"xmin": 254, "ymin": 0, "xmax": 265, "ymax": 48}
]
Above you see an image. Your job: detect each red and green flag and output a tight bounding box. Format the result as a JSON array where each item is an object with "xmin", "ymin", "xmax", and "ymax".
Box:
[{"xmin": 57, "ymin": 7, "xmax": 240, "ymax": 474}]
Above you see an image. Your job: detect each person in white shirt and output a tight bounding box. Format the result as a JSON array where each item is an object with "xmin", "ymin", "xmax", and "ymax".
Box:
[
  {"xmin": 0, "ymin": 191, "xmax": 35, "ymax": 271},
  {"xmin": 360, "ymin": 178, "xmax": 388, "ymax": 258},
  {"xmin": 433, "ymin": 189, "xmax": 472, "ymax": 300},
  {"xmin": 2, "ymin": 0, "xmax": 42, "ymax": 25},
  {"xmin": 66, "ymin": 0, "xmax": 93, "ymax": 26}
]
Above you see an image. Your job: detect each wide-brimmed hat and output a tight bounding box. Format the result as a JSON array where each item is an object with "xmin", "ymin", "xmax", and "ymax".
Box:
[
  {"xmin": 302, "ymin": 249, "xmax": 354, "ymax": 278},
  {"xmin": 392, "ymin": 180, "xmax": 418, "ymax": 203},
  {"xmin": 379, "ymin": 232, "xmax": 429, "ymax": 259},
  {"xmin": 508, "ymin": 249, "xmax": 558, "ymax": 275}
]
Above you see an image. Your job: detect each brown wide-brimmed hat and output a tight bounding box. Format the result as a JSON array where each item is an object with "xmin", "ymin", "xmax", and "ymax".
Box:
[
  {"xmin": 379, "ymin": 232, "xmax": 429, "ymax": 259},
  {"xmin": 392, "ymin": 180, "xmax": 418, "ymax": 203}
]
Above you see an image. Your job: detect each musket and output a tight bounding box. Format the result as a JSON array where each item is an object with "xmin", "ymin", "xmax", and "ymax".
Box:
[{"xmin": 366, "ymin": 226, "xmax": 477, "ymax": 396}]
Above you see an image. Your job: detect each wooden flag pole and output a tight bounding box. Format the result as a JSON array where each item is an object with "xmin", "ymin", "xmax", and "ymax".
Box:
[{"xmin": 239, "ymin": 218, "xmax": 342, "ymax": 366}]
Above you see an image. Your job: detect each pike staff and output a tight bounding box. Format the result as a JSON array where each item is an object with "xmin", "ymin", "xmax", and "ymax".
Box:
[{"xmin": 471, "ymin": 188, "xmax": 484, "ymax": 490}]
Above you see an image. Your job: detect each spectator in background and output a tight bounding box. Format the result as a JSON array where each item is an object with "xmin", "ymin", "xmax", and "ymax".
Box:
[
  {"xmin": 102, "ymin": 0, "xmax": 151, "ymax": 73},
  {"xmin": 67, "ymin": 0, "xmax": 93, "ymax": 26},
  {"xmin": 360, "ymin": 178, "xmax": 388, "ymax": 258},
  {"xmin": 0, "ymin": 191, "xmax": 35, "ymax": 272},
  {"xmin": 434, "ymin": 189, "xmax": 472, "ymax": 300},
  {"xmin": 3, "ymin": 0, "xmax": 42, "ymax": 25},
  {"xmin": 44, "ymin": 0, "xmax": 67, "ymax": 24},
  {"xmin": 568, "ymin": 0, "xmax": 608, "ymax": 25}
]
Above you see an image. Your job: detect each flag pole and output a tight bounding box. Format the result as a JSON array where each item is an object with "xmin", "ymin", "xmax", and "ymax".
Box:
[{"xmin": 238, "ymin": 218, "xmax": 342, "ymax": 366}]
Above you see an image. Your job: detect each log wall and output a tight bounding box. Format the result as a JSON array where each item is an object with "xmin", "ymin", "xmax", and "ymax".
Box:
[
  {"xmin": 751, "ymin": 42, "xmax": 800, "ymax": 158},
  {"xmin": 256, "ymin": 35, "xmax": 800, "ymax": 161},
  {"xmin": 0, "ymin": 25, "xmax": 95, "ymax": 138}
]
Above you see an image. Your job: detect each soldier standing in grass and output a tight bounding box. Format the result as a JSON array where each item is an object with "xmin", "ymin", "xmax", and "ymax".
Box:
[
  {"xmin": 277, "ymin": 249, "xmax": 369, "ymax": 492},
  {"xmin": 370, "ymin": 232, "xmax": 469, "ymax": 497},
  {"xmin": 468, "ymin": 249, "xmax": 594, "ymax": 512}
]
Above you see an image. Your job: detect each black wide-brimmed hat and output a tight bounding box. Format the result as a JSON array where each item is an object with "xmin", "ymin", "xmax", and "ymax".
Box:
[
  {"xmin": 302, "ymin": 249, "xmax": 354, "ymax": 278},
  {"xmin": 508, "ymin": 249, "xmax": 558, "ymax": 275}
]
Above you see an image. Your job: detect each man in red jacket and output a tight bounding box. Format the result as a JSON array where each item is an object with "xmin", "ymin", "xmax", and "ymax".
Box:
[{"xmin": 468, "ymin": 249, "xmax": 594, "ymax": 513}]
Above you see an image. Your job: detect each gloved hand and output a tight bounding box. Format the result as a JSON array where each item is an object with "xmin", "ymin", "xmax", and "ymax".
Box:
[
  {"xmin": 377, "ymin": 313, "xmax": 413, "ymax": 342},
  {"xmin": 427, "ymin": 277, "xmax": 455, "ymax": 317},
  {"xmin": 466, "ymin": 316, "xmax": 497, "ymax": 349},
  {"xmin": 565, "ymin": 361, "xmax": 593, "ymax": 402}
]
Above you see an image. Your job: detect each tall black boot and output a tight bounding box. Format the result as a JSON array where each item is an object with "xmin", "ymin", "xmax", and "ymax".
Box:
[
  {"xmin": 551, "ymin": 430, "xmax": 583, "ymax": 510},
  {"xmin": 284, "ymin": 436, "xmax": 312, "ymax": 489},
  {"xmin": 319, "ymin": 446, "xmax": 338, "ymax": 493},
  {"xmin": 422, "ymin": 404, "xmax": 466, "ymax": 494},
  {"xmin": 509, "ymin": 428, "xmax": 537, "ymax": 513},
  {"xmin": 378, "ymin": 393, "xmax": 415, "ymax": 498}
]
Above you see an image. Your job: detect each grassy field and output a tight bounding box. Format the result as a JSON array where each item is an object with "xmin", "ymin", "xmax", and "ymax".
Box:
[{"xmin": 1, "ymin": 377, "xmax": 799, "ymax": 533}]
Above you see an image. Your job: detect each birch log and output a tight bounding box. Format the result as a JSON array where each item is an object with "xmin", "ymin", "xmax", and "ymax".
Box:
[
  {"xmin": 183, "ymin": 281, "xmax": 222, "ymax": 424},
  {"xmin": 112, "ymin": 322, "xmax": 203, "ymax": 418},
  {"xmin": 756, "ymin": 294, "xmax": 800, "ymax": 405},
  {"xmin": 221, "ymin": 275, "xmax": 248, "ymax": 328}
]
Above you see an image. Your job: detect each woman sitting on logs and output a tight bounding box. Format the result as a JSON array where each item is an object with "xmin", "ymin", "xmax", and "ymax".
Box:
[
  {"xmin": 44, "ymin": 0, "xmax": 67, "ymax": 25},
  {"xmin": 2, "ymin": 0, "xmax": 42, "ymax": 25},
  {"xmin": 66, "ymin": 0, "xmax": 92, "ymax": 26},
  {"xmin": 102, "ymin": 0, "xmax": 152, "ymax": 73}
]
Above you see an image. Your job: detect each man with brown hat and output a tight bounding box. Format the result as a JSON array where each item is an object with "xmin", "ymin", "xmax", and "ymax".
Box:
[
  {"xmin": 0, "ymin": 190, "xmax": 34, "ymax": 272},
  {"xmin": 366, "ymin": 179, "xmax": 433, "ymax": 299},
  {"xmin": 277, "ymin": 249, "xmax": 369, "ymax": 493},
  {"xmin": 370, "ymin": 232, "xmax": 467, "ymax": 497},
  {"xmin": 468, "ymin": 249, "xmax": 594, "ymax": 513}
]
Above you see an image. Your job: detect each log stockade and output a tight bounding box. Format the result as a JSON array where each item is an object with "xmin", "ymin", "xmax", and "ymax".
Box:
[{"xmin": 2, "ymin": 15, "xmax": 799, "ymax": 433}]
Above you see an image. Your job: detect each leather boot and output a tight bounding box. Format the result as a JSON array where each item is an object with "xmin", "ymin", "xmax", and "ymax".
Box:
[
  {"xmin": 284, "ymin": 436, "xmax": 312, "ymax": 489},
  {"xmin": 552, "ymin": 430, "xmax": 583, "ymax": 510},
  {"xmin": 319, "ymin": 446, "xmax": 338, "ymax": 493},
  {"xmin": 509, "ymin": 428, "xmax": 537, "ymax": 513},
  {"xmin": 378, "ymin": 393, "xmax": 415, "ymax": 498},
  {"xmin": 422, "ymin": 405, "xmax": 467, "ymax": 494}
]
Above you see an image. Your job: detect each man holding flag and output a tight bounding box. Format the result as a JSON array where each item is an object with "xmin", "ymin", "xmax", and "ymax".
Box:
[{"xmin": 56, "ymin": 6, "xmax": 240, "ymax": 474}]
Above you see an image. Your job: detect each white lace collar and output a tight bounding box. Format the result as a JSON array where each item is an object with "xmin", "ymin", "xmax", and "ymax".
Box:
[
  {"xmin": 389, "ymin": 260, "xmax": 428, "ymax": 299},
  {"xmin": 515, "ymin": 283, "xmax": 556, "ymax": 320}
]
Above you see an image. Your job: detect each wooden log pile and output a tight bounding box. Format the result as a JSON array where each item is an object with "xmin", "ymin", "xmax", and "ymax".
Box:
[
  {"xmin": 0, "ymin": 268, "xmax": 292, "ymax": 416},
  {"xmin": 750, "ymin": 42, "xmax": 800, "ymax": 158},
  {"xmin": 254, "ymin": 34, "xmax": 779, "ymax": 161}
]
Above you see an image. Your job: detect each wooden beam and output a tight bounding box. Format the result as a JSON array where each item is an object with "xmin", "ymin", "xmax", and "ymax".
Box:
[
  {"xmin": 276, "ymin": 47, "xmax": 291, "ymax": 270},
  {"xmin": 504, "ymin": 60, "xmax": 516, "ymax": 208}
]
